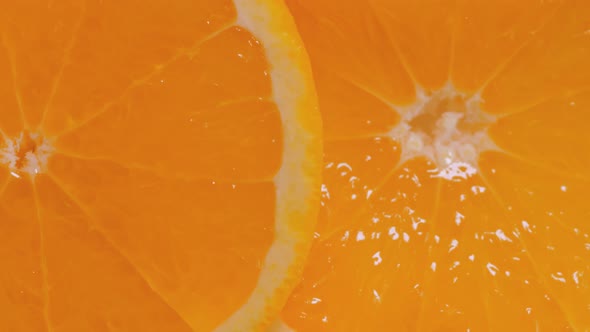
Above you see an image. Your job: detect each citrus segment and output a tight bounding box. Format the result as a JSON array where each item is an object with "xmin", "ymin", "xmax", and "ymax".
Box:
[
  {"xmin": 1, "ymin": 0, "xmax": 85, "ymax": 128},
  {"xmin": 480, "ymin": 152, "xmax": 590, "ymax": 329},
  {"xmin": 0, "ymin": 40, "xmax": 23, "ymax": 136},
  {"xmin": 314, "ymin": 69, "xmax": 400, "ymax": 139},
  {"xmin": 489, "ymin": 89, "xmax": 590, "ymax": 177},
  {"xmin": 0, "ymin": 178, "xmax": 46, "ymax": 332},
  {"xmin": 281, "ymin": 0, "xmax": 590, "ymax": 330},
  {"xmin": 44, "ymin": 152, "xmax": 276, "ymax": 330},
  {"xmin": 286, "ymin": 1, "xmax": 415, "ymax": 106},
  {"xmin": 34, "ymin": 174, "xmax": 194, "ymax": 332},
  {"xmin": 34, "ymin": 0, "xmax": 235, "ymax": 134},
  {"xmin": 450, "ymin": 0, "xmax": 562, "ymax": 93},
  {"xmin": 284, "ymin": 158, "xmax": 440, "ymax": 331},
  {"xmin": 318, "ymin": 138, "xmax": 400, "ymax": 235},
  {"xmin": 416, "ymin": 171, "xmax": 573, "ymax": 331},
  {"xmin": 482, "ymin": 0, "xmax": 590, "ymax": 114},
  {"xmin": 0, "ymin": 0, "xmax": 321, "ymax": 331},
  {"xmin": 368, "ymin": 0, "xmax": 456, "ymax": 90}
]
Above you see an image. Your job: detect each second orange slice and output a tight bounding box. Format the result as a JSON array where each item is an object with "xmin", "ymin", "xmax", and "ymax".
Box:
[
  {"xmin": 0, "ymin": 1, "xmax": 321, "ymax": 331},
  {"xmin": 280, "ymin": 0, "xmax": 590, "ymax": 331}
]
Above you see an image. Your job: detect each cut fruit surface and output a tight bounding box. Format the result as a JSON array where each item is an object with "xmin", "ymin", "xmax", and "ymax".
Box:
[
  {"xmin": 280, "ymin": 0, "xmax": 590, "ymax": 331},
  {"xmin": 0, "ymin": 0, "xmax": 321, "ymax": 331}
]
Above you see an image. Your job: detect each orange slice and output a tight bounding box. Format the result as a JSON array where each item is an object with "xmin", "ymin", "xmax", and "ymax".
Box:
[
  {"xmin": 279, "ymin": 0, "xmax": 590, "ymax": 331},
  {"xmin": 0, "ymin": 1, "xmax": 321, "ymax": 331}
]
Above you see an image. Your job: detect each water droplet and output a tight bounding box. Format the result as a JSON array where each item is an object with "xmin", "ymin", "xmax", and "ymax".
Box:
[
  {"xmin": 372, "ymin": 251, "xmax": 383, "ymax": 266},
  {"xmin": 551, "ymin": 272, "xmax": 566, "ymax": 283},
  {"xmin": 389, "ymin": 226, "xmax": 399, "ymax": 240},
  {"xmin": 495, "ymin": 229, "xmax": 512, "ymax": 242},
  {"xmin": 341, "ymin": 231, "xmax": 350, "ymax": 241},
  {"xmin": 521, "ymin": 220, "xmax": 532, "ymax": 232},
  {"xmin": 486, "ymin": 262, "xmax": 498, "ymax": 276},
  {"xmin": 372, "ymin": 289, "xmax": 382, "ymax": 303},
  {"xmin": 573, "ymin": 271, "xmax": 581, "ymax": 285},
  {"xmin": 403, "ymin": 232, "xmax": 410, "ymax": 242},
  {"xmin": 455, "ymin": 211, "xmax": 464, "ymax": 226},
  {"xmin": 448, "ymin": 239, "xmax": 459, "ymax": 253},
  {"xmin": 356, "ymin": 231, "xmax": 366, "ymax": 242}
]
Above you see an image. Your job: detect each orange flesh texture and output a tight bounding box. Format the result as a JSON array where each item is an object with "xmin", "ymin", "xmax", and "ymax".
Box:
[
  {"xmin": 283, "ymin": 0, "xmax": 590, "ymax": 331},
  {"xmin": 0, "ymin": 1, "xmax": 285, "ymax": 331}
]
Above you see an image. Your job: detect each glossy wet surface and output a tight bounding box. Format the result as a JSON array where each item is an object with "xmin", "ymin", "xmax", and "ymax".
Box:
[
  {"xmin": 0, "ymin": 1, "xmax": 288, "ymax": 331},
  {"xmin": 282, "ymin": 0, "xmax": 590, "ymax": 330}
]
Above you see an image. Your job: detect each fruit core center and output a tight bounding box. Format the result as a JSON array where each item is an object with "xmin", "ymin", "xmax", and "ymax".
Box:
[
  {"xmin": 1, "ymin": 132, "xmax": 52, "ymax": 177},
  {"xmin": 390, "ymin": 87, "xmax": 498, "ymax": 175}
]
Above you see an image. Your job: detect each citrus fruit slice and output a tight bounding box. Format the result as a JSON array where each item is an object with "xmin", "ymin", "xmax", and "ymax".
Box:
[
  {"xmin": 0, "ymin": 0, "xmax": 321, "ymax": 331},
  {"xmin": 279, "ymin": 0, "xmax": 590, "ymax": 331}
]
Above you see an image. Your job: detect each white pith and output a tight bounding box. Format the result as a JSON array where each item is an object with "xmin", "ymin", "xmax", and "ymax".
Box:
[
  {"xmin": 389, "ymin": 83, "xmax": 499, "ymax": 179},
  {"xmin": 0, "ymin": 132, "xmax": 53, "ymax": 177},
  {"xmin": 215, "ymin": 0, "xmax": 320, "ymax": 331}
]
